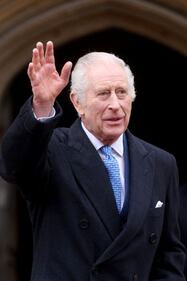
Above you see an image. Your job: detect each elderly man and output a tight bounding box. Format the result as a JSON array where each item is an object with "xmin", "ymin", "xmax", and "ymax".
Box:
[{"xmin": 0, "ymin": 41, "xmax": 186, "ymax": 281}]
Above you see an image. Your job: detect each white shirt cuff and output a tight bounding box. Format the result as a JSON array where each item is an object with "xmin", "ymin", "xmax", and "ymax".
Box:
[{"xmin": 33, "ymin": 107, "xmax": 56, "ymax": 121}]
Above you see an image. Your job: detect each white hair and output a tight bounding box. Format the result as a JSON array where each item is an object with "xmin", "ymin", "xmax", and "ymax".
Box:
[{"xmin": 70, "ymin": 51, "xmax": 136, "ymax": 101}]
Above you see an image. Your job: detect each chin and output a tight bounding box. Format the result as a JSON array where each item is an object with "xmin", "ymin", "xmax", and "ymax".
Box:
[
  {"xmin": 101, "ymin": 132, "xmax": 121, "ymax": 144},
  {"xmin": 106, "ymin": 128, "xmax": 124, "ymax": 136}
]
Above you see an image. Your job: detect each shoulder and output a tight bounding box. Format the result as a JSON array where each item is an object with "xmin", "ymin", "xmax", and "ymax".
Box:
[
  {"xmin": 52, "ymin": 127, "xmax": 70, "ymax": 144},
  {"xmin": 126, "ymin": 130, "xmax": 177, "ymax": 165},
  {"xmin": 50, "ymin": 118, "xmax": 83, "ymax": 146}
]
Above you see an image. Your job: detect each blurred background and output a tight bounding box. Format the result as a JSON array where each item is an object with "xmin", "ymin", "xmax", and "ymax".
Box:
[{"xmin": 0, "ymin": 0, "xmax": 186, "ymax": 280}]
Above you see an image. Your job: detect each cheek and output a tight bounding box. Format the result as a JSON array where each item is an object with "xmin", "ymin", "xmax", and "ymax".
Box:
[
  {"xmin": 124, "ymin": 99, "xmax": 132, "ymax": 112},
  {"xmin": 88, "ymin": 103, "xmax": 104, "ymax": 117},
  {"xmin": 84, "ymin": 105, "xmax": 101, "ymax": 124}
]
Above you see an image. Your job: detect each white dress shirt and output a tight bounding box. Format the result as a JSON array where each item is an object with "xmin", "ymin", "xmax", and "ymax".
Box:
[{"xmin": 81, "ymin": 122, "xmax": 125, "ymax": 209}]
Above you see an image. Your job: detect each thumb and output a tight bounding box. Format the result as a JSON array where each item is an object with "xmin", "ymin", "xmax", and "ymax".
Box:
[{"xmin": 60, "ymin": 61, "xmax": 73, "ymax": 87}]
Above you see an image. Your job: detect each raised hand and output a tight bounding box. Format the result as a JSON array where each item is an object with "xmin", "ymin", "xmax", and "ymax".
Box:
[{"xmin": 27, "ymin": 41, "xmax": 72, "ymax": 118}]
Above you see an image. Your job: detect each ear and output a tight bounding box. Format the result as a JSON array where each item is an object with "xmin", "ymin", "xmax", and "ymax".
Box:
[{"xmin": 70, "ymin": 92, "xmax": 85, "ymax": 116}]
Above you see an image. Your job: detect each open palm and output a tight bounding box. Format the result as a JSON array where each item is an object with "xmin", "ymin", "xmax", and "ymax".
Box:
[{"xmin": 27, "ymin": 41, "xmax": 72, "ymax": 117}]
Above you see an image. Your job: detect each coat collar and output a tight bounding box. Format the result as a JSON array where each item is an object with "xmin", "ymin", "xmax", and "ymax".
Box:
[
  {"xmin": 67, "ymin": 119, "xmax": 154, "ymax": 262},
  {"xmin": 81, "ymin": 121, "xmax": 124, "ymax": 157},
  {"xmin": 67, "ymin": 119, "xmax": 122, "ymax": 240}
]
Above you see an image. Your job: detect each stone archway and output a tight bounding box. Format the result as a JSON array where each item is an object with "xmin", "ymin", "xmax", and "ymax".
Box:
[
  {"xmin": 0, "ymin": 0, "xmax": 186, "ymax": 104},
  {"xmin": 0, "ymin": 1, "xmax": 186, "ymax": 280}
]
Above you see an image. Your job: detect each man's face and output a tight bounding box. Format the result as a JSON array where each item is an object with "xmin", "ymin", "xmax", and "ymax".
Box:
[{"xmin": 71, "ymin": 61, "xmax": 133, "ymax": 145}]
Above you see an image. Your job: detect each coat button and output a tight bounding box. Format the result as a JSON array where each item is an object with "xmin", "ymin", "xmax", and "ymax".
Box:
[
  {"xmin": 92, "ymin": 265, "xmax": 100, "ymax": 275},
  {"xmin": 79, "ymin": 219, "xmax": 89, "ymax": 229},
  {"xmin": 149, "ymin": 233, "xmax": 157, "ymax": 244}
]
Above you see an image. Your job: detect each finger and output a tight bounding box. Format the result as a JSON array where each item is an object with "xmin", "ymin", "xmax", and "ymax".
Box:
[
  {"xmin": 32, "ymin": 48, "xmax": 41, "ymax": 72},
  {"xmin": 27, "ymin": 62, "xmax": 35, "ymax": 81},
  {"xmin": 60, "ymin": 61, "xmax": 73, "ymax": 87},
  {"xmin": 36, "ymin": 42, "xmax": 45, "ymax": 65},
  {"xmin": 45, "ymin": 41, "xmax": 55, "ymax": 64}
]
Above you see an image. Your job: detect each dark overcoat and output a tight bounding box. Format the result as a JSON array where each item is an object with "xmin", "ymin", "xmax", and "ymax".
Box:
[{"xmin": 0, "ymin": 99, "xmax": 186, "ymax": 281}]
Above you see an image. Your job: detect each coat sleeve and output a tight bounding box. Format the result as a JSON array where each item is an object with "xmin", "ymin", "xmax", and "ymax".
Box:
[{"xmin": 0, "ymin": 97, "xmax": 62, "ymax": 199}]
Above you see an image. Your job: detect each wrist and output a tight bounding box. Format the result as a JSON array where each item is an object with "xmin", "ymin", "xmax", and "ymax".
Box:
[
  {"xmin": 32, "ymin": 98, "xmax": 54, "ymax": 118},
  {"xmin": 33, "ymin": 107, "xmax": 56, "ymax": 121}
]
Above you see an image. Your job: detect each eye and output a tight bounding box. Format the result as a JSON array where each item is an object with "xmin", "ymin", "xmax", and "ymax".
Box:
[
  {"xmin": 116, "ymin": 88, "xmax": 128, "ymax": 98},
  {"xmin": 97, "ymin": 90, "xmax": 110, "ymax": 99},
  {"xmin": 98, "ymin": 91, "xmax": 110, "ymax": 96}
]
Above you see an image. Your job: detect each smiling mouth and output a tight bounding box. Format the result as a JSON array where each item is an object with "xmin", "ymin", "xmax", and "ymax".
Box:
[
  {"xmin": 105, "ymin": 116, "xmax": 124, "ymax": 121},
  {"xmin": 104, "ymin": 117, "xmax": 123, "ymax": 124}
]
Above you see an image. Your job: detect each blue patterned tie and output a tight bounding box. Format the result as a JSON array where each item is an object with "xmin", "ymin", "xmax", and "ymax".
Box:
[{"xmin": 101, "ymin": 146, "xmax": 122, "ymax": 212}]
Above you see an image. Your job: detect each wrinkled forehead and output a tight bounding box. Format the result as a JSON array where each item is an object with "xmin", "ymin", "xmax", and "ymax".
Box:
[{"xmin": 87, "ymin": 61, "xmax": 128, "ymax": 86}]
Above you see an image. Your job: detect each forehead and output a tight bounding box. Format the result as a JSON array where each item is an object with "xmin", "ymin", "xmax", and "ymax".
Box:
[{"xmin": 87, "ymin": 61, "xmax": 128, "ymax": 88}]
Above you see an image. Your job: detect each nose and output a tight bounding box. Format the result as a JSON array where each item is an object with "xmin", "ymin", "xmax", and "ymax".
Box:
[{"xmin": 108, "ymin": 92, "xmax": 120, "ymax": 110}]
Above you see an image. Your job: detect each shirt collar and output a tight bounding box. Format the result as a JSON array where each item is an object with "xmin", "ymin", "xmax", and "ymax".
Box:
[{"xmin": 81, "ymin": 122, "xmax": 124, "ymax": 157}]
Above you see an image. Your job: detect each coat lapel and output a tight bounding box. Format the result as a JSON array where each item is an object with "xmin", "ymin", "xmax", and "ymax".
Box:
[
  {"xmin": 67, "ymin": 119, "xmax": 122, "ymax": 240},
  {"xmin": 95, "ymin": 131, "xmax": 155, "ymax": 264}
]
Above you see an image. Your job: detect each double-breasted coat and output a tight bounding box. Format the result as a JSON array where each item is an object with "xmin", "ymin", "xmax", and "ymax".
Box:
[{"xmin": 0, "ymin": 99, "xmax": 186, "ymax": 281}]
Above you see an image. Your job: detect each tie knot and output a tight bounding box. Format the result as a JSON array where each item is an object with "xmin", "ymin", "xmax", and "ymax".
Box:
[{"xmin": 100, "ymin": 146, "xmax": 112, "ymax": 158}]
